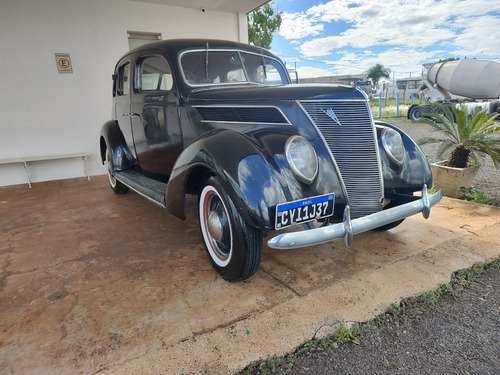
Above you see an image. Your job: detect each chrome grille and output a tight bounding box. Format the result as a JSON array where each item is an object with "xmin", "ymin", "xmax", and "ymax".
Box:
[{"xmin": 300, "ymin": 100, "xmax": 383, "ymax": 218}]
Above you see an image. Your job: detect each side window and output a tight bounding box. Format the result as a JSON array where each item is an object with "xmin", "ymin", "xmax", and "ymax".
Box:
[
  {"xmin": 137, "ymin": 56, "xmax": 173, "ymax": 92},
  {"xmin": 116, "ymin": 62, "xmax": 130, "ymax": 96}
]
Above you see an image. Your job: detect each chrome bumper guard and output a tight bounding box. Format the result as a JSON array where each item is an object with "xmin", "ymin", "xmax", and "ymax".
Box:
[{"xmin": 267, "ymin": 185, "xmax": 442, "ymax": 250}]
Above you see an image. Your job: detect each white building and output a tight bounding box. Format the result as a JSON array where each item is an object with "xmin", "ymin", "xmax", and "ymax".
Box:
[{"xmin": 0, "ymin": 0, "xmax": 267, "ymax": 187}]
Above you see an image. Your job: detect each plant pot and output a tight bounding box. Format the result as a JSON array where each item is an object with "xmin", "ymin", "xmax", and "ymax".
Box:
[{"xmin": 430, "ymin": 161, "xmax": 480, "ymax": 198}]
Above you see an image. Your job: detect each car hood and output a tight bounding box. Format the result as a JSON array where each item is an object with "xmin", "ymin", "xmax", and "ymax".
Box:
[{"xmin": 186, "ymin": 83, "xmax": 366, "ymax": 103}]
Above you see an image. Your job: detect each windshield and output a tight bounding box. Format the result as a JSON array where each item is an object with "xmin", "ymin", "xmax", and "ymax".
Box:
[{"xmin": 180, "ymin": 49, "xmax": 290, "ymax": 86}]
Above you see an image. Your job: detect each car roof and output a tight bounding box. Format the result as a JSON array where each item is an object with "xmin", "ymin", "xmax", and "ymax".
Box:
[{"xmin": 126, "ymin": 38, "xmax": 278, "ymax": 59}]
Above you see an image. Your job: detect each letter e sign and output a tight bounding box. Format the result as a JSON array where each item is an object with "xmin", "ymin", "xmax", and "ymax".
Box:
[{"xmin": 55, "ymin": 53, "xmax": 73, "ymax": 73}]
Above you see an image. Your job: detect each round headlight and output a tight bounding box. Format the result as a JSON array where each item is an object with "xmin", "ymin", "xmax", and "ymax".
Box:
[
  {"xmin": 285, "ymin": 136, "xmax": 318, "ymax": 184},
  {"xmin": 381, "ymin": 128, "xmax": 404, "ymax": 165}
]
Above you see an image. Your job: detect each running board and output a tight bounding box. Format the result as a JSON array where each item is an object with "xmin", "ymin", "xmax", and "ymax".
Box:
[{"xmin": 114, "ymin": 169, "xmax": 167, "ymax": 208}]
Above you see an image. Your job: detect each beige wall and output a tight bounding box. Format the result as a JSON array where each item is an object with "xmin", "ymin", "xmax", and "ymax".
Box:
[{"xmin": 0, "ymin": 0, "xmax": 247, "ymax": 186}]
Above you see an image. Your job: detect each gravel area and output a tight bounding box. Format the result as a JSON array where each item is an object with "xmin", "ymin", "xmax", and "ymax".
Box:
[
  {"xmin": 391, "ymin": 118, "xmax": 500, "ymax": 203},
  {"xmin": 242, "ymin": 262, "xmax": 500, "ymax": 375}
]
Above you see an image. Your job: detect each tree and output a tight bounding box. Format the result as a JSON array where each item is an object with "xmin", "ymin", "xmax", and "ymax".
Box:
[
  {"xmin": 247, "ymin": 2, "xmax": 282, "ymax": 49},
  {"xmin": 366, "ymin": 64, "xmax": 391, "ymax": 87},
  {"xmin": 436, "ymin": 57, "xmax": 459, "ymax": 63},
  {"xmin": 419, "ymin": 104, "xmax": 500, "ymax": 168}
]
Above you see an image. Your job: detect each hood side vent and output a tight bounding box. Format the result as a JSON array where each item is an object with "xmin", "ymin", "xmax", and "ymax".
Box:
[{"xmin": 196, "ymin": 106, "xmax": 289, "ymax": 124}]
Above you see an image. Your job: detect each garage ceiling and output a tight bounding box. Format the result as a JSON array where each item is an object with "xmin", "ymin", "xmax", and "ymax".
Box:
[{"xmin": 131, "ymin": 0, "xmax": 269, "ymax": 14}]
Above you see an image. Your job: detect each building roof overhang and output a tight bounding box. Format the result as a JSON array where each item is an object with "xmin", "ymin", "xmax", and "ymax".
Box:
[{"xmin": 130, "ymin": 0, "xmax": 269, "ymax": 14}]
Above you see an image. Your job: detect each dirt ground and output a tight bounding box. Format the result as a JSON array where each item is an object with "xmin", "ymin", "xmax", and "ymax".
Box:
[{"xmin": 242, "ymin": 262, "xmax": 500, "ymax": 374}]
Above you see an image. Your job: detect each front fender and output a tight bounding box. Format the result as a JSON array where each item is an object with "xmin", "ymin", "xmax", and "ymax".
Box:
[
  {"xmin": 166, "ymin": 129, "xmax": 289, "ymax": 229},
  {"xmin": 99, "ymin": 120, "xmax": 136, "ymax": 171},
  {"xmin": 166, "ymin": 128, "xmax": 342, "ymax": 229},
  {"xmin": 375, "ymin": 121, "xmax": 432, "ymax": 195}
]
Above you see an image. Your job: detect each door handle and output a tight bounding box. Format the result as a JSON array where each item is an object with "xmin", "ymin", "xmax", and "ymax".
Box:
[{"xmin": 123, "ymin": 112, "xmax": 141, "ymax": 117}]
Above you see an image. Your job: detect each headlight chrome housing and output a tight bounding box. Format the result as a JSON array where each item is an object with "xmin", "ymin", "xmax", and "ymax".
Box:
[
  {"xmin": 285, "ymin": 136, "xmax": 318, "ymax": 184},
  {"xmin": 381, "ymin": 128, "xmax": 405, "ymax": 165}
]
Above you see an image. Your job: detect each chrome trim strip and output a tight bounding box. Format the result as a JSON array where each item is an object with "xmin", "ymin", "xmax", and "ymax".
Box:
[
  {"xmin": 267, "ymin": 186, "xmax": 442, "ymax": 250},
  {"xmin": 298, "ymin": 99, "xmax": 367, "ymax": 102},
  {"xmin": 199, "ymin": 120, "xmax": 289, "ymax": 125}
]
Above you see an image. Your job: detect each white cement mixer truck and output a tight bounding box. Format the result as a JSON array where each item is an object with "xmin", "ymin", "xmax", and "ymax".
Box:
[{"xmin": 407, "ymin": 59, "xmax": 500, "ymax": 121}]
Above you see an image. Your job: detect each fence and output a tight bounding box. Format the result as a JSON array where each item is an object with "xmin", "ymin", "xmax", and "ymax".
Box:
[{"xmin": 370, "ymin": 92, "xmax": 425, "ymax": 119}]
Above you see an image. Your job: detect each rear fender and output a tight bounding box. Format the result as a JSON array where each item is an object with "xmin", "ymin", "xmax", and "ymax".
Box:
[{"xmin": 99, "ymin": 120, "xmax": 136, "ymax": 171}]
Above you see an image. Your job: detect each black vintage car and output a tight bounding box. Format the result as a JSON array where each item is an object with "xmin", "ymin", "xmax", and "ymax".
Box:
[{"xmin": 100, "ymin": 39, "xmax": 442, "ymax": 281}]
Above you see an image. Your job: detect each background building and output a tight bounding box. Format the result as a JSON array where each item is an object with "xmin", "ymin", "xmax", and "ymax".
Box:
[{"xmin": 0, "ymin": 0, "xmax": 267, "ymax": 186}]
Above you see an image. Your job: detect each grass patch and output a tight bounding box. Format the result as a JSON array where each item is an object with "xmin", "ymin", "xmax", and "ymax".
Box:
[
  {"xmin": 297, "ymin": 323, "xmax": 360, "ymax": 355},
  {"xmin": 252, "ymin": 357, "xmax": 294, "ymax": 375},
  {"xmin": 459, "ymin": 187, "xmax": 500, "ymax": 207},
  {"xmin": 333, "ymin": 323, "xmax": 358, "ymax": 344},
  {"xmin": 369, "ymin": 97, "xmax": 426, "ymax": 118},
  {"xmin": 420, "ymin": 283, "xmax": 452, "ymax": 307},
  {"xmin": 451, "ymin": 259, "xmax": 500, "ymax": 287}
]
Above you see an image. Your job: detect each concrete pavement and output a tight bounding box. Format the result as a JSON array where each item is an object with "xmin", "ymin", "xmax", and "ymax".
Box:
[{"xmin": 1, "ymin": 176, "xmax": 499, "ymax": 374}]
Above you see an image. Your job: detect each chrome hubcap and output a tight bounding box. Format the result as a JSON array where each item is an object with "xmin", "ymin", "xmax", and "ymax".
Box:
[
  {"xmin": 207, "ymin": 210, "xmax": 223, "ymax": 242},
  {"xmin": 203, "ymin": 190, "xmax": 231, "ymax": 261},
  {"xmin": 106, "ymin": 152, "xmax": 116, "ymax": 187}
]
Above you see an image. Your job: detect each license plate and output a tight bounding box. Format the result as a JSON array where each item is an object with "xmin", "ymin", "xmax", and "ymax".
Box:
[{"xmin": 275, "ymin": 193, "xmax": 335, "ymax": 229}]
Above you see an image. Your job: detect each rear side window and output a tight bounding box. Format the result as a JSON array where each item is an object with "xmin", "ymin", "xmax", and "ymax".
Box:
[{"xmin": 137, "ymin": 55, "xmax": 173, "ymax": 92}]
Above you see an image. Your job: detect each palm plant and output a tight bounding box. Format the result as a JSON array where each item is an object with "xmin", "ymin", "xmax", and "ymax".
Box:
[
  {"xmin": 419, "ymin": 104, "xmax": 500, "ymax": 168},
  {"xmin": 366, "ymin": 64, "xmax": 390, "ymax": 87}
]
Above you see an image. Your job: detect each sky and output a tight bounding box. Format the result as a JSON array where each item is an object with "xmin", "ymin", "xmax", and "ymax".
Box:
[{"xmin": 268, "ymin": 0, "xmax": 500, "ymax": 81}]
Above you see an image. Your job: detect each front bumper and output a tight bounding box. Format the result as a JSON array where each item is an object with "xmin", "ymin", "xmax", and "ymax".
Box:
[{"xmin": 267, "ymin": 185, "xmax": 442, "ymax": 249}]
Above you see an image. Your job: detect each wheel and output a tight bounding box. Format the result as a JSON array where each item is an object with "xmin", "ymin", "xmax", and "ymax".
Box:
[
  {"xmin": 435, "ymin": 108, "xmax": 445, "ymax": 116},
  {"xmin": 372, "ymin": 218, "xmax": 405, "ymax": 231},
  {"xmin": 198, "ymin": 176, "xmax": 262, "ymax": 281},
  {"xmin": 373, "ymin": 193, "xmax": 414, "ymax": 231},
  {"xmin": 408, "ymin": 105, "xmax": 423, "ymax": 121},
  {"xmin": 105, "ymin": 149, "xmax": 129, "ymax": 194}
]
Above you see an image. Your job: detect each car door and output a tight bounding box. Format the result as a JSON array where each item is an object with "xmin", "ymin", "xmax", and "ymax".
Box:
[
  {"xmin": 130, "ymin": 52, "xmax": 182, "ymax": 181},
  {"xmin": 113, "ymin": 58, "xmax": 137, "ymax": 160}
]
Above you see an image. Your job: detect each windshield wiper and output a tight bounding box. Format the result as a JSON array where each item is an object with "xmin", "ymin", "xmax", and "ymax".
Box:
[
  {"xmin": 260, "ymin": 48, "xmax": 267, "ymax": 80},
  {"xmin": 205, "ymin": 42, "xmax": 209, "ymax": 81}
]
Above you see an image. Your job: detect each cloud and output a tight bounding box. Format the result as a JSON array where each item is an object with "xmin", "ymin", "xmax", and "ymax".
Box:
[
  {"xmin": 279, "ymin": 12, "xmax": 324, "ymax": 39},
  {"xmin": 321, "ymin": 48, "xmax": 440, "ymax": 78},
  {"xmin": 449, "ymin": 14, "xmax": 500, "ymax": 57},
  {"xmin": 299, "ymin": 36, "xmax": 344, "ymax": 57},
  {"xmin": 274, "ymin": 0, "xmax": 500, "ymax": 77},
  {"xmin": 295, "ymin": 66, "xmax": 336, "ymax": 79},
  {"xmin": 295, "ymin": 0, "xmax": 461, "ymax": 57}
]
